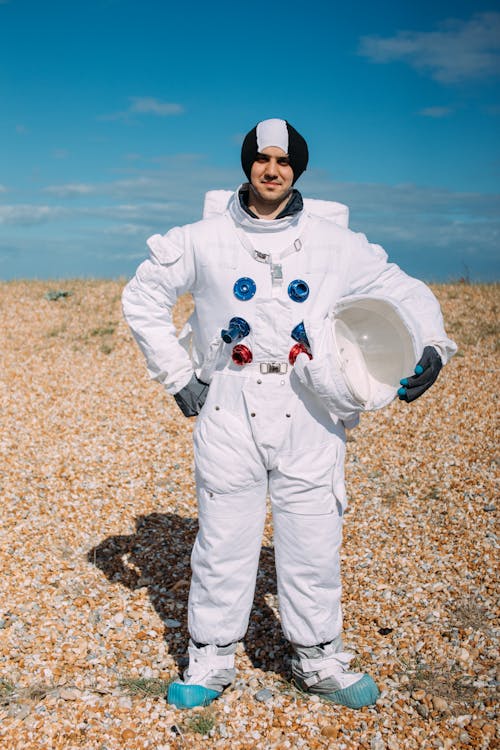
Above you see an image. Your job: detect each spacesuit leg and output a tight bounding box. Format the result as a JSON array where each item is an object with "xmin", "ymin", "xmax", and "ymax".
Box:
[
  {"xmin": 188, "ymin": 478, "xmax": 268, "ymax": 645},
  {"xmin": 269, "ymin": 439, "xmax": 345, "ymax": 647},
  {"xmin": 167, "ymin": 373, "xmax": 268, "ymax": 708},
  {"xmin": 269, "ymin": 418, "xmax": 379, "ymax": 708},
  {"xmin": 168, "ymin": 478, "xmax": 267, "ymax": 710}
]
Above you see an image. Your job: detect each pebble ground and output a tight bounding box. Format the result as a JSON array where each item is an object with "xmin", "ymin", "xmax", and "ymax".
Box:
[{"xmin": 0, "ymin": 280, "xmax": 498, "ymax": 749}]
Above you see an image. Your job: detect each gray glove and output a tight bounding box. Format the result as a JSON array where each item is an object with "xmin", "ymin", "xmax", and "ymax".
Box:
[
  {"xmin": 398, "ymin": 346, "xmax": 442, "ymax": 403},
  {"xmin": 173, "ymin": 374, "xmax": 209, "ymax": 417}
]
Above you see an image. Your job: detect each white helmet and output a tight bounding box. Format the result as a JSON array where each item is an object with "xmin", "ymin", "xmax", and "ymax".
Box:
[
  {"xmin": 332, "ymin": 296, "xmax": 422, "ymax": 409},
  {"xmin": 294, "ymin": 295, "xmax": 422, "ymax": 419}
]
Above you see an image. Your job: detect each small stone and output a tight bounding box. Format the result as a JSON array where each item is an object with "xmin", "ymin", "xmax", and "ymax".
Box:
[
  {"xmin": 269, "ymin": 728, "xmax": 285, "ymax": 743},
  {"xmin": 482, "ymin": 722, "xmax": 496, "ymax": 735},
  {"xmin": 483, "ymin": 505, "xmax": 496, "ymax": 512},
  {"xmin": 459, "ymin": 732, "xmax": 472, "ymax": 744},
  {"xmin": 164, "ymin": 619, "xmax": 181, "ymax": 628},
  {"xmin": 431, "ymin": 695, "xmax": 448, "ymax": 712},
  {"xmin": 320, "ymin": 725, "xmax": 338, "ymax": 739},
  {"xmin": 121, "ymin": 728, "xmax": 135, "ymax": 741},
  {"xmin": 255, "ymin": 688, "xmax": 273, "ymax": 703},
  {"xmin": 170, "ymin": 579, "xmax": 189, "ymax": 592},
  {"xmin": 416, "ymin": 702, "xmax": 429, "ymax": 719},
  {"xmin": 58, "ymin": 687, "xmax": 80, "ymax": 701},
  {"xmin": 9, "ymin": 703, "xmax": 32, "ymax": 719},
  {"xmin": 457, "ymin": 648, "xmax": 470, "ymax": 662},
  {"xmin": 411, "ymin": 689, "xmax": 425, "ymax": 701},
  {"xmin": 371, "ymin": 732, "xmax": 386, "ymax": 750}
]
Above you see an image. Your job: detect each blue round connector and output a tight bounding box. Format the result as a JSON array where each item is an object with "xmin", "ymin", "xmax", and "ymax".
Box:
[
  {"xmin": 233, "ymin": 277, "xmax": 256, "ymax": 301},
  {"xmin": 221, "ymin": 316, "xmax": 251, "ymax": 344},
  {"xmin": 415, "ymin": 364, "xmax": 424, "ymax": 375},
  {"xmin": 397, "ymin": 387, "xmax": 407, "ymax": 397},
  {"xmin": 291, "ymin": 322, "xmax": 310, "ymax": 347},
  {"xmin": 288, "ymin": 279, "xmax": 309, "ymax": 302},
  {"xmin": 400, "ymin": 377, "xmax": 409, "ymax": 386}
]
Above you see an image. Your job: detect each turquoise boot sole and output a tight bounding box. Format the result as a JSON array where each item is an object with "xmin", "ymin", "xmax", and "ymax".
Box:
[
  {"xmin": 323, "ymin": 674, "xmax": 380, "ymax": 709},
  {"xmin": 167, "ymin": 681, "xmax": 221, "ymax": 709}
]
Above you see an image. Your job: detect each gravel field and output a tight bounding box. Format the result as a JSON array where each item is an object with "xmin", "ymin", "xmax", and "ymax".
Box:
[{"xmin": 0, "ymin": 279, "xmax": 498, "ymax": 750}]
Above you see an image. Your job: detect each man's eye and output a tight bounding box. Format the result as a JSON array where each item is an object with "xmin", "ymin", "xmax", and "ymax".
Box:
[
  {"xmin": 256, "ymin": 156, "xmax": 268, "ymax": 163},
  {"xmin": 278, "ymin": 158, "xmax": 290, "ymax": 166}
]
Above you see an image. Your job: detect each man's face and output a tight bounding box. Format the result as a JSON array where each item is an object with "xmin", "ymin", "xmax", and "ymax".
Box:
[{"xmin": 249, "ymin": 146, "xmax": 294, "ymax": 206}]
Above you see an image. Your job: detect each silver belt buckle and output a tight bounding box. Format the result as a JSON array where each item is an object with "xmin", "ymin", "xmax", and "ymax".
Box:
[{"xmin": 260, "ymin": 362, "xmax": 288, "ymax": 374}]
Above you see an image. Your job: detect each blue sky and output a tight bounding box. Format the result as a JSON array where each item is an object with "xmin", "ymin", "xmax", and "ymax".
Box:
[{"xmin": 1, "ymin": 0, "xmax": 499, "ymax": 282}]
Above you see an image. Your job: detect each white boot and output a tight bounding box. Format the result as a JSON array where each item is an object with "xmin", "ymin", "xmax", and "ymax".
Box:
[
  {"xmin": 291, "ymin": 638, "xmax": 379, "ymax": 709},
  {"xmin": 167, "ymin": 640, "xmax": 236, "ymax": 709}
]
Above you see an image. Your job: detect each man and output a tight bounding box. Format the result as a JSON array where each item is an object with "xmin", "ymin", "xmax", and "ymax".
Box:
[{"xmin": 122, "ymin": 118, "xmax": 456, "ymax": 710}]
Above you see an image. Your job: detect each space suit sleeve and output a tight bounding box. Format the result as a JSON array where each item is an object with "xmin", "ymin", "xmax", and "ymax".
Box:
[
  {"xmin": 345, "ymin": 234, "xmax": 457, "ymax": 365},
  {"xmin": 121, "ymin": 226, "xmax": 197, "ymax": 394}
]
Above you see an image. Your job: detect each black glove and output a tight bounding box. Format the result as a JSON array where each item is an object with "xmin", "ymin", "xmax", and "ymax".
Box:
[
  {"xmin": 173, "ymin": 374, "xmax": 209, "ymax": 417},
  {"xmin": 398, "ymin": 346, "xmax": 442, "ymax": 403}
]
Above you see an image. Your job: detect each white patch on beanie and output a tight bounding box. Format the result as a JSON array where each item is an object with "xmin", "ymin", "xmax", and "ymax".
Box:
[{"xmin": 256, "ymin": 119, "xmax": 289, "ymax": 153}]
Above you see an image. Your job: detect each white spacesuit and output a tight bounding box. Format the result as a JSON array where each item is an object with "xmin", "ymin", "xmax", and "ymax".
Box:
[{"xmin": 122, "ymin": 119, "xmax": 456, "ymax": 710}]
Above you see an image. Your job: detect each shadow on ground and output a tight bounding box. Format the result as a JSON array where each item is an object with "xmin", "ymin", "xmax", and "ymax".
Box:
[{"xmin": 88, "ymin": 512, "xmax": 289, "ymax": 677}]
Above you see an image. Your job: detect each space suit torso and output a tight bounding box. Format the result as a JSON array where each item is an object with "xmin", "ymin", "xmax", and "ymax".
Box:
[{"xmin": 188, "ymin": 205, "xmax": 351, "ymax": 376}]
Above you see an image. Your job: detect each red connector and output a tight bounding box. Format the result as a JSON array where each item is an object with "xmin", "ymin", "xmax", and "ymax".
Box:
[
  {"xmin": 289, "ymin": 342, "xmax": 312, "ymax": 365},
  {"xmin": 232, "ymin": 344, "xmax": 253, "ymax": 365}
]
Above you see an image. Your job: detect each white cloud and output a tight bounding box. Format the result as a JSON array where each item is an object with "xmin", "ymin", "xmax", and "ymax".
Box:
[
  {"xmin": 358, "ymin": 12, "xmax": 500, "ymax": 83},
  {"xmin": 300, "ymin": 170, "xmax": 500, "ymax": 270},
  {"xmin": 97, "ymin": 202, "xmax": 185, "ymax": 219},
  {"xmin": 0, "ymin": 205, "xmax": 67, "ymax": 225},
  {"xmin": 0, "ymin": 184, "xmax": 7, "ymax": 193},
  {"xmin": 99, "ymin": 97, "xmax": 184, "ymax": 121},
  {"xmin": 418, "ymin": 106, "xmax": 453, "ymax": 118},
  {"xmin": 44, "ymin": 183, "xmax": 96, "ymax": 197},
  {"xmin": 129, "ymin": 97, "xmax": 183, "ymax": 116},
  {"xmin": 43, "ymin": 157, "xmax": 240, "ymax": 209},
  {"xmin": 103, "ymin": 223, "xmax": 146, "ymax": 236},
  {"xmin": 302, "ymin": 171, "xmax": 494, "ymax": 212}
]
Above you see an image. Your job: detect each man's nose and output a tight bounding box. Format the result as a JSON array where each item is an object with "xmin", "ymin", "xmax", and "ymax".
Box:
[{"xmin": 264, "ymin": 159, "xmax": 278, "ymax": 178}]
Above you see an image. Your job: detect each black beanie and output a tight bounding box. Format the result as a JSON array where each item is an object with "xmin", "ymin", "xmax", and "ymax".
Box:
[{"xmin": 241, "ymin": 118, "xmax": 308, "ymax": 185}]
